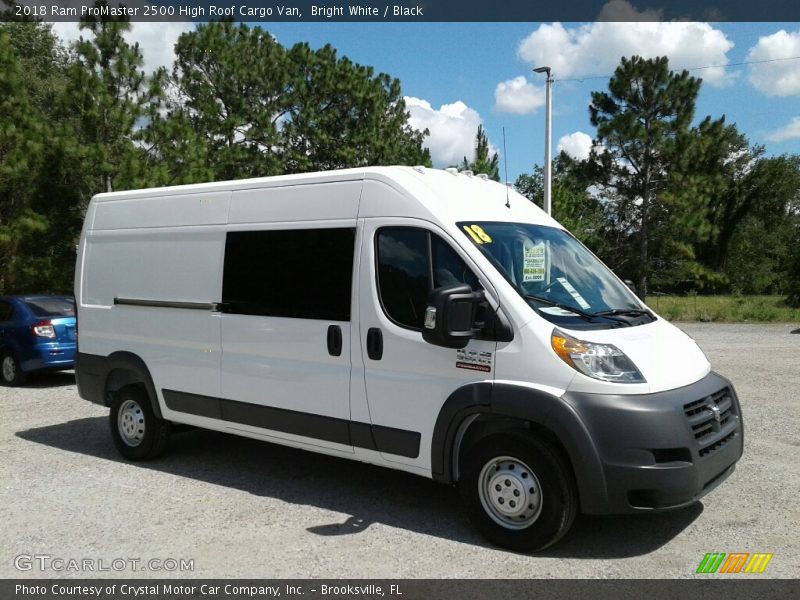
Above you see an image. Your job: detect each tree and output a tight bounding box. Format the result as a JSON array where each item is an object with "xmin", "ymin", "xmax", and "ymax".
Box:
[
  {"xmin": 66, "ymin": 1, "xmax": 148, "ymax": 194},
  {"xmin": 283, "ymin": 42, "xmax": 429, "ymax": 172},
  {"xmin": 0, "ymin": 29, "xmax": 45, "ymax": 292},
  {"xmin": 589, "ymin": 56, "xmax": 702, "ymax": 299},
  {"xmin": 460, "ymin": 125, "xmax": 499, "ymax": 181},
  {"xmin": 3, "ymin": 22, "xmax": 90, "ymax": 294},
  {"xmin": 143, "ymin": 22, "xmax": 430, "ymax": 183},
  {"xmin": 515, "ymin": 153, "xmax": 607, "ymax": 255},
  {"xmin": 151, "ymin": 21, "xmax": 290, "ymax": 182}
]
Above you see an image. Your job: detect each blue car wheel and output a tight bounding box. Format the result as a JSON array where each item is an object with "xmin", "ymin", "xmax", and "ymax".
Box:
[{"xmin": 1, "ymin": 350, "xmax": 26, "ymax": 386}]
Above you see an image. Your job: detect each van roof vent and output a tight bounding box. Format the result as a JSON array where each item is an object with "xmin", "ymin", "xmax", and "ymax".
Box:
[
  {"xmin": 445, "ymin": 167, "xmax": 459, "ymax": 175},
  {"xmin": 476, "ymin": 173, "xmax": 489, "ymax": 180},
  {"xmin": 461, "ymin": 170, "xmax": 474, "ymax": 177},
  {"xmin": 413, "ymin": 165, "xmax": 426, "ymax": 173}
]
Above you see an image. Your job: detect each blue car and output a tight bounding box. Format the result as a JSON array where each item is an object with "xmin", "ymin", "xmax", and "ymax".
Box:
[{"xmin": 0, "ymin": 295, "xmax": 77, "ymax": 385}]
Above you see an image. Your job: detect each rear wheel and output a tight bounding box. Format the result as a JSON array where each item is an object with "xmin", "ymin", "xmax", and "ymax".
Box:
[
  {"xmin": 1, "ymin": 351, "xmax": 26, "ymax": 386},
  {"xmin": 459, "ymin": 432, "xmax": 577, "ymax": 552},
  {"xmin": 109, "ymin": 386, "xmax": 170, "ymax": 460}
]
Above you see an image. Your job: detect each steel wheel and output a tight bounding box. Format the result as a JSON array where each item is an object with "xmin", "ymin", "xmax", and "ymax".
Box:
[
  {"xmin": 459, "ymin": 432, "xmax": 577, "ymax": 551},
  {"xmin": 117, "ymin": 398, "xmax": 146, "ymax": 447},
  {"xmin": 478, "ymin": 455, "xmax": 543, "ymax": 530}
]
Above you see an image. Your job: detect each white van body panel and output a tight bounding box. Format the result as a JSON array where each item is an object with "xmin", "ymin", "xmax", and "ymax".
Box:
[
  {"xmin": 228, "ymin": 181, "xmax": 362, "ymax": 224},
  {"xmin": 562, "ymin": 318, "xmax": 711, "ymax": 394},
  {"xmin": 79, "ymin": 222, "xmax": 227, "ymax": 400}
]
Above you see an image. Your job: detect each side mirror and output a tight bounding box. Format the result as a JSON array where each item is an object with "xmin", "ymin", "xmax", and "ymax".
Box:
[{"xmin": 422, "ymin": 284, "xmax": 484, "ymax": 349}]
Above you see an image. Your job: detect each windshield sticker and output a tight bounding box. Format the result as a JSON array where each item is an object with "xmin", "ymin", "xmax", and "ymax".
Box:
[
  {"xmin": 557, "ymin": 277, "xmax": 591, "ymax": 310},
  {"xmin": 523, "ymin": 243, "xmax": 546, "ymax": 282},
  {"xmin": 456, "ymin": 349, "xmax": 493, "ymax": 373},
  {"xmin": 463, "ymin": 224, "xmax": 493, "ymax": 245}
]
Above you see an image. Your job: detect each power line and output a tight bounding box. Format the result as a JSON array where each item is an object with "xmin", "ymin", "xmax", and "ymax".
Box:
[{"xmin": 555, "ymin": 54, "xmax": 800, "ymax": 83}]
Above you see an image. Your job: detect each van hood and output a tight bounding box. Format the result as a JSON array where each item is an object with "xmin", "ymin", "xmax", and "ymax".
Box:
[{"xmin": 563, "ymin": 317, "xmax": 710, "ymax": 394}]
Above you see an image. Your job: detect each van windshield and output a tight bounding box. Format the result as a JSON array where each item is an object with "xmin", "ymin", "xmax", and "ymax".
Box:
[{"xmin": 457, "ymin": 222, "xmax": 653, "ymax": 328}]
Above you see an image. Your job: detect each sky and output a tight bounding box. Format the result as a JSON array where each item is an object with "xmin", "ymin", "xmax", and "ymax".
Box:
[{"xmin": 51, "ymin": 6, "xmax": 800, "ymax": 182}]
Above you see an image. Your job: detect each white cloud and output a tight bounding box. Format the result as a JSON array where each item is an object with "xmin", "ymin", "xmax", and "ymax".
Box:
[
  {"xmin": 405, "ymin": 97, "xmax": 495, "ymax": 167},
  {"xmin": 557, "ymin": 131, "xmax": 594, "ymax": 161},
  {"xmin": 517, "ymin": 1, "xmax": 733, "ymax": 86},
  {"xmin": 50, "ymin": 21, "xmax": 194, "ymax": 74},
  {"xmin": 767, "ymin": 117, "xmax": 800, "ymax": 142},
  {"xmin": 494, "ymin": 76, "xmax": 545, "ymax": 114},
  {"xmin": 746, "ymin": 29, "xmax": 800, "ymax": 97}
]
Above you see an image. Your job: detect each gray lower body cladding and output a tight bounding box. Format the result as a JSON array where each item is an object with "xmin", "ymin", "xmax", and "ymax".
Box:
[{"xmin": 562, "ymin": 371, "xmax": 743, "ymax": 513}]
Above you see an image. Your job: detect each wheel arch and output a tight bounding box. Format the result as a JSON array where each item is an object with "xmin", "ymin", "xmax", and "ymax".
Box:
[
  {"xmin": 102, "ymin": 352, "xmax": 163, "ymax": 419},
  {"xmin": 431, "ymin": 382, "xmax": 610, "ymax": 514}
]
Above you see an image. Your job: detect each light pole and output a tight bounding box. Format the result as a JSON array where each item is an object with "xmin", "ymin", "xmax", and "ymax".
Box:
[{"xmin": 533, "ymin": 66, "xmax": 553, "ymax": 216}]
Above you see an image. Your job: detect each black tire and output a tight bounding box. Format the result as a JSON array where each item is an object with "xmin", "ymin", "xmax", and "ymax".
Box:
[
  {"xmin": 459, "ymin": 431, "xmax": 577, "ymax": 552},
  {"xmin": 1, "ymin": 350, "xmax": 27, "ymax": 386},
  {"xmin": 109, "ymin": 386, "xmax": 170, "ymax": 460}
]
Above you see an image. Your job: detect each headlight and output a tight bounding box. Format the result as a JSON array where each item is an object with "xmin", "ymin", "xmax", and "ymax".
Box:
[{"xmin": 551, "ymin": 328, "xmax": 646, "ymax": 383}]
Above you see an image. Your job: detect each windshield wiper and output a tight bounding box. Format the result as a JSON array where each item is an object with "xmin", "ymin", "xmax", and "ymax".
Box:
[
  {"xmin": 525, "ymin": 294, "xmax": 631, "ymax": 325},
  {"xmin": 593, "ymin": 308, "xmax": 653, "ymax": 318}
]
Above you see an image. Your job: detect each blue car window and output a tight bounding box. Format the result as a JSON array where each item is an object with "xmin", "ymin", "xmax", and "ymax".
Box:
[
  {"xmin": 24, "ymin": 298, "xmax": 75, "ymax": 318},
  {"xmin": 0, "ymin": 300, "xmax": 13, "ymax": 321}
]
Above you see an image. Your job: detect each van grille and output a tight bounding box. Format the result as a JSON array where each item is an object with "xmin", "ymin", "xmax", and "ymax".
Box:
[{"xmin": 683, "ymin": 388, "xmax": 738, "ymax": 458}]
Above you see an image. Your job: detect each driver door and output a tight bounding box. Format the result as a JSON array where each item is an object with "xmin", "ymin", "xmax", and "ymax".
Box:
[{"xmin": 357, "ymin": 218, "xmax": 497, "ymax": 471}]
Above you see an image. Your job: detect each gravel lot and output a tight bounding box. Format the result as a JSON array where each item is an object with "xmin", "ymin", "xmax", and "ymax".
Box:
[{"xmin": 1, "ymin": 323, "xmax": 798, "ymax": 579}]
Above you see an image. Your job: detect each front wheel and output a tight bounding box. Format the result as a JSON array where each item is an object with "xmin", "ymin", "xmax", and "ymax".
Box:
[
  {"xmin": 459, "ymin": 432, "xmax": 577, "ymax": 552},
  {"xmin": 109, "ymin": 386, "xmax": 170, "ymax": 460}
]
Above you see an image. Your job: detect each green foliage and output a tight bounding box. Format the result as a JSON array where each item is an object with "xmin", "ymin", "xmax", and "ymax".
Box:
[
  {"xmin": 0, "ymin": 18, "xmax": 430, "ymax": 294},
  {"xmin": 515, "ymin": 55, "xmax": 800, "ymax": 305},
  {"xmin": 0, "ymin": 29, "xmax": 47, "ymax": 292},
  {"xmin": 514, "ymin": 155, "xmax": 606, "ymax": 256},
  {"xmin": 460, "ymin": 125, "xmax": 499, "ymax": 181},
  {"xmin": 589, "ymin": 56, "xmax": 704, "ymax": 299},
  {"xmin": 649, "ymin": 295, "xmax": 800, "ymax": 322},
  {"xmin": 284, "ymin": 42, "xmax": 429, "ymax": 172},
  {"xmin": 142, "ymin": 22, "xmax": 430, "ymax": 184},
  {"xmin": 67, "ymin": 1, "xmax": 148, "ymax": 193}
]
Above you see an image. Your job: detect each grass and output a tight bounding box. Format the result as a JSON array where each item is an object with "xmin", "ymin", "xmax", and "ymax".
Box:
[{"xmin": 646, "ymin": 295, "xmax": 800, "ymax": 323}]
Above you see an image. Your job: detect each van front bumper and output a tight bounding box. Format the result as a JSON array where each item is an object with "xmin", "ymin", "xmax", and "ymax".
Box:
[{"xmin": 561, "ymin": 371, "xmax": 743, "ymax": 513}]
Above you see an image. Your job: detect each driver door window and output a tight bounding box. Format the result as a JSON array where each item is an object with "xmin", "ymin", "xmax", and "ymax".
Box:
[{"xmin": 376, "ymin": 227, "xmax": 480, "ymax": 330}]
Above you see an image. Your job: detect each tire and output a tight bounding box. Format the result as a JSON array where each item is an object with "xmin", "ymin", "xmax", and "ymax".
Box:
[
  {"xmin": 109, "ymin": 386, "xmax": 170, "ymax": 460},
  {"xmin": 1, "ymin": 351, "xmax": 26, "ymax": 386},
  {"xmin": 459, "ymin": 431, "xmax": 578, "ymax": 552}
]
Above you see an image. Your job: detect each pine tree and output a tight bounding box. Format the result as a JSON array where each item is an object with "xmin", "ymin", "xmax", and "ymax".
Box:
[
  {"xmin": 589, "ymin": 56, "xmax": 702, "ymax": 299},
  {"xmin": 143, "ymin": 22, "xmax": 430, "ymax": 182},
  {"xmin": 460, "ymin": 125, "xmax": 499, "ymax": 181},
  {"xmin": 66, "ymin": 1, "xmax": 147, "ymax": 194},
  {"xmin": 0, "ymin": 30, "xmax": 48, "ymax": 292}
]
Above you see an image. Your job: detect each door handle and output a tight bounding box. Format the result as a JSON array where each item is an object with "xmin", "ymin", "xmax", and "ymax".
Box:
[
  {"xmin": 366, "ymin": 328, "xmax": 383, "ymax": 360},
  {"xmin": 327, "ymin": 325, "xmax": 342, "ymax": 357}
]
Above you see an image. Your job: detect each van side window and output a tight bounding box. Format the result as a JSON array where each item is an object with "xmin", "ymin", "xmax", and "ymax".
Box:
[
  {"xmin": 223, "ymin": 228, "xmax": 355, "ymax": 321},
  {"xmin": 376, "ymin": 228, "xmax": 480, "ymax": 330}
]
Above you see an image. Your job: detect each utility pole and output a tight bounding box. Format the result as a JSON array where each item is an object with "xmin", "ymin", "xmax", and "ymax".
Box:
[{"xmin": 533, "ymin": 66, "xmax": 553, "ymax": 216}]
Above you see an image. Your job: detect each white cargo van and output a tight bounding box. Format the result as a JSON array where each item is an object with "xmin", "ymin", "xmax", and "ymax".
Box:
[{"xmin": 75, "ymin": 166, "xmax": 743, "ymax": 551}]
